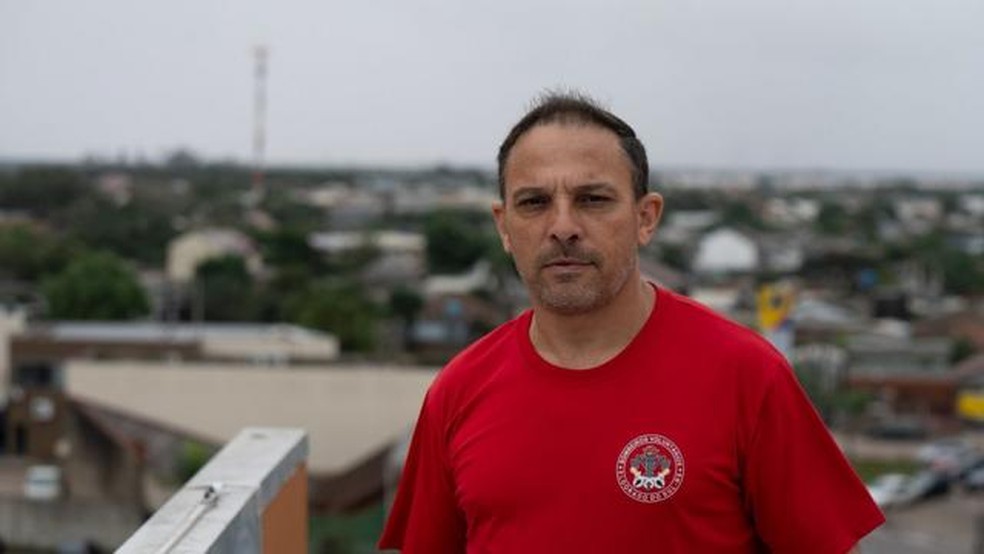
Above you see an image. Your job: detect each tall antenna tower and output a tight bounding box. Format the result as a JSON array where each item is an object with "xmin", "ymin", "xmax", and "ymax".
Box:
[{"xmin": 251, "ymin": 45, "xmax": 269, "ymax": 204}]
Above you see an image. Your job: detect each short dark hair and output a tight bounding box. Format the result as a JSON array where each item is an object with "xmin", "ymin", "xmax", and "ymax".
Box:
[{"xmin": 496, "ymin": 92, "xmax": 649, "ymax": 200}]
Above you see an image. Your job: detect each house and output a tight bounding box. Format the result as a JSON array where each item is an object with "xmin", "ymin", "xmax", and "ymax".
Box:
[
  {"xmin": 3, "ymin": 319, "xmax": 340, "ymax": 463},
  {"xmin": 11, "ymin": 321, "xmax": 339, "ymax": 369},
  {"xmin": 845, "ymin": 334, "xmax": 951, "ymax": 378},
  {"xmin": 843, "ymin": 333, "xmax": 956, "ymax": 420},
  {"xmin": 308, "ymin": 230, "xmax": 427, "ymax": 289},
  {"xmin": 0, "ymin": 389, "xmax": 147, "ymax": 550},
  {"xmin": 391, "ymin": 184, "xmax": 498, "ymax": 215},
  {"xmin": 656, "ymin": 210, "xmax": 717, "ymax": 246},
  {"xmin": 756, "ymin": 234, "xmax": 805, "ymax": 274},
  {"xmin": 692, "ymin": 228, "xmax": 759, "ymax": 276},
  {"xmin": 790, "ymin": 295, "xmax": 868, "ymax": 344},
  {"xmin": 423, "ymin": 260, "xmax": 494, "ymax": 297},
  {"xmin": 686, "ymin": 282, "xmax": 755, "ymax": 324},
  {"xmin": 166, "ymin": 228, "xmax": 263, "ymax": 284},
  {"xmin": 893, "ymin": 196, "xmax": 943, "ymax": 235},
  {"xmin": 410, "ymin": 293, "xmax": 508, "ymax": 361},
  {"xmin": 958, "ymin": 194, "xmax": 984, "ymax": 219},
  {"xmin": 305, "ymin": 183, "xmax": 385, "ymax": 228},
  {"xmin": 797, "ymin": 237, "xmax": 881, "ymax": 292},
  {"xmin": 1, "ymin": 316, "xmax": 435, "ymax": 520},
  {"xmin": 913, "ymin": 310, "xmax": 984, "ymax": 351},
  {"xmin": 762, "ymin": 197, "xmax": 820, "ymax": 228},
  {"xmin": 946, "ymin": 232, "xmax": 984, "ymax": 257}
]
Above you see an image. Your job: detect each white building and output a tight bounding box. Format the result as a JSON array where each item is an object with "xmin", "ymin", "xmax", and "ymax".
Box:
[{"xmin": 692, "ymin": 228, "xmax": 759, "ymax": 275}]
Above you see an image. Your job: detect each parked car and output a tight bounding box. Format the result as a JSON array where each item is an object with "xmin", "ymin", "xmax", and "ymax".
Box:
[
  {"xmin": 23, "ymin": 464, "xmax": 63, "ymax": 501},
  {"xmin": 963, "ymin": 466, "xmax": 984, "ymax": 491},
  {"xmin": 866, "ymin": 473, "xmax": 910, "ymax": 508},
  {"xmin": 894, "ymin": 469, "xmax": 950, "ymax": 505},
  {"xmin": 916, "ymin": 437, "xmax": 978, "ymax": 476}
]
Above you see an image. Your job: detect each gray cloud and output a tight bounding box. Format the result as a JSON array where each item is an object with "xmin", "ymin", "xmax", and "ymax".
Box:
[{"xmin": 1, "ymin": 0, "xmax": 981, "ymax": 173}]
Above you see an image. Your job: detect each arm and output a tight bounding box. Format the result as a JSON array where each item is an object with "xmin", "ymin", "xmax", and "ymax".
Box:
[
  {"xmin": 379, "ymin": 391, "xmax": 466, "ymax": 553},
  {"xmin": 742, "ymin": 361, "xmax": 885, "ymax": 552}
]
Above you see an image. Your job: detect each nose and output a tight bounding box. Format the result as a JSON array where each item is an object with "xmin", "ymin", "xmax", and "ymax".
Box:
[{"xmin": 547, "ymin": 197, "xmax": 582, "ymax": 244}]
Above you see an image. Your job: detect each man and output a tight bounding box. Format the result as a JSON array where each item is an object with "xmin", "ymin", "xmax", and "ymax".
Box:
[{"xmin": 380, "ymin": 93, "xmax": 883, "ymax": 553}]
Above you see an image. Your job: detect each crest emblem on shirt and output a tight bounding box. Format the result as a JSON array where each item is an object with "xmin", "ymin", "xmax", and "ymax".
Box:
[{"xmin": 616, "ymin": 434, "xmax": 685, "ymax": 503}]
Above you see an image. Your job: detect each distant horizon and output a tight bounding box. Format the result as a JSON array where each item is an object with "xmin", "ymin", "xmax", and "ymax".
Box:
[{"xmin": 2, "ymin": 153, "xmax": 983, "ymax": 183}]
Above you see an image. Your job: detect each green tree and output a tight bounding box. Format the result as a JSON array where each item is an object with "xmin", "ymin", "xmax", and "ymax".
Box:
[
  {"xmin": 940, "ymin": 250, "xmax": 984, "ymax": 295},
  {"xmin": 719, "ymin": 201, "xmax": 768, "ymax": 231},
  {"xmin": 389, "ymin": 286, "xmax": 424, "ymax": 350},
  {"xmin": 424, "ymin": 211, "xmax": 494, "ymax": 273},
  {"xmin": 255, "ymin": 227, "xmax": 322, "ymax": 269},
  {"xmin": 329, "ymin": 236, "xmax": 381, "ymax": 276},
  {"xmin": 60, "ymin": 194, "xmax": 176, "ymax": 265},
  {"xmin": 658, "ymin": 244, "xmax": 689, "ymax": 271},
  {"xmin": 253, "ymin": 265, "xmax": 317, "ymax": 322},
  {"xmin": 814, "ymin": 201, "xmax": 850, "ymax": 236},
  {"xmin": 285, "ymin": 279, "xmax": 378, "ymax": 352},
  {"xmin": 195, "ymin": 255, "xmax": 256, "ymax": 321},
  {"xmin": 950, "ymin": 336, "xmax": 978, "ymax": 365},
  {"xmin": 0, "ymin": 167, "xmax": 87, "ymax": 217},
  {"xmin": 42, "ymin": 251, "xmax": 150, "ymax": 319},
  {"xmin": 0, "ymin": 224, "xmax": 77, "ymax": 281},
  {"xmin": 260, "ymin": 189, "xmax": 326, "ymax": 232},
  {"xmin": 661, "ymin": 189, "xmax": 713, "ymax": 211},
  {"xmin": 905, "ymin": 232, "xmax": 984, "ymax": 295},
  {"xmin": 175, "ymin": 440, "xmax": 214, "ymax": 483},
  {"xmin": 853, "ymin": 200, "xmax": 893, "ymax": 242}
]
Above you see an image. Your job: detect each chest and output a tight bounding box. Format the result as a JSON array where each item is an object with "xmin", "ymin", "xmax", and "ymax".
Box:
[{"xmin": 447, "ymin": 363, "xmax": 748, "ymax": 532}]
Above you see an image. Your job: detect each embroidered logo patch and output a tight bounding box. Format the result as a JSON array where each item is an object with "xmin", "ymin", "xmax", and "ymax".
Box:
[{"xmin": 616, "ymin": 434, "xmax": 685, "ymax": 503}]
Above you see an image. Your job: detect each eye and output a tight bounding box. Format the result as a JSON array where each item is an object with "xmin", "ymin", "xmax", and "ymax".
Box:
[
  {"xmin": 516, "ymin": 195, "xmax": 549, "ymax": 209},
  {"xmin": 578, "ymin": 194, "xmax": 612, "ymax": 206}
]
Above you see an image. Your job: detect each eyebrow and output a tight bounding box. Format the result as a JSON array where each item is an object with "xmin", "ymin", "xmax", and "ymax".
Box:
[
  {"xmin": 575, "ymin": 182, "xmax": 618, "ymax": 195},
  {"xmin": 510, "ymin": 182, "xmax": 617, "ymax": 200}
]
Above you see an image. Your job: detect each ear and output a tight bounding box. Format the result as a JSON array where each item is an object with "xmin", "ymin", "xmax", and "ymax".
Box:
[
  {"xmin": 491, "ymin": 201, "xmax": 513, "ymax": 253},
  {"xmin": 636, "ymin": 192, "xmax": 664, "ymax": 246}
]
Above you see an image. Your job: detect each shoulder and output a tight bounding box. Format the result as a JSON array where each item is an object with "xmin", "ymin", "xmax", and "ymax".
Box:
[{"xmin": 661, "ymin": 289, "xmax": 786, "ymax": 364}]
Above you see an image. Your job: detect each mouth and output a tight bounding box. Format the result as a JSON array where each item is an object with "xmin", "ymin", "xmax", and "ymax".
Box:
[{"xmin": 542, "ymin": 258, "xmax": 594, "ymax": 269}]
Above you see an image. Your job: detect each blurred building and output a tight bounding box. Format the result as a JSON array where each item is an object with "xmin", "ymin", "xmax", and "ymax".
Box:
[
  {"xmin": 308, "ymin": 230, "xmax": 427, "ymax": 290},
  {"xmin": 0, "ymin": 316, "xmax": 397, "ymax": 550},
  {"xmin": 166, "ymin": 228, "xmax": 263, "ymax": 284},
  {"xmin": 692, "ymin": 228, "xmax": 759, "ymax": 276}
]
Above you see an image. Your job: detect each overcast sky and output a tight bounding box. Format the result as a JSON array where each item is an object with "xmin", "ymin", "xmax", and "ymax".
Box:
[{"xmin": 1, "ymin": 0, "xmax": 982, "ymax": 174}]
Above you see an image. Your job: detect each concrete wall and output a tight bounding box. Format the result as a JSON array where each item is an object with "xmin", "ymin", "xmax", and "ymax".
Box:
[
  {"xmin": 119, "ymin": 427, "xmax": 307, "ymax": 553},
  {"xmin": 65, "ymin": 361, "xmax": 436, "ymax": 474}
]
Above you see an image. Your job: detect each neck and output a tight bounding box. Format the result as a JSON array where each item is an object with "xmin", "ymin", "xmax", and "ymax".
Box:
[{"xmin": 530, "ymin": 276, "xmax": 655, "ymax": 370}]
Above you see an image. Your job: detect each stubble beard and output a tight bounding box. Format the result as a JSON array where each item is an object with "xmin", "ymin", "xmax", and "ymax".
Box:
[{"xmin": 525, "ymin": 246, "xmax": 636, "ymax": 315}]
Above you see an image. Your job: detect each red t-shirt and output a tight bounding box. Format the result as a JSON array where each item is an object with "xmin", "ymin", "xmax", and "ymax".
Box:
[{"xmin": 380, "ymin": 286, "xmax": 884, "ymax": 553}]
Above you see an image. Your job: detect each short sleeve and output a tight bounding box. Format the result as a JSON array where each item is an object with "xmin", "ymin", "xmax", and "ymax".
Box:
[
  {"xmin": 379, "ymin": 390, "xmax": 466, "ymax": 554},
  {"xmin": 743, "ymin": 362, "xmax": 884, "ymax": 554}
]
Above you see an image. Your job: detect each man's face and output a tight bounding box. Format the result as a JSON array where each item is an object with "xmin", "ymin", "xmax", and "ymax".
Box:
[{"xmin": 493, "ymin": 122, "xmax": 662, "ymax": 315}]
